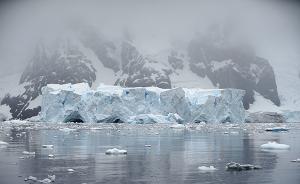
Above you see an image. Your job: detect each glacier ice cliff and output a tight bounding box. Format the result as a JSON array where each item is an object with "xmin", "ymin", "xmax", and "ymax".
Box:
[{"xmin": 39, "ymin": 83, "xmax": 245, "ymax": 124}]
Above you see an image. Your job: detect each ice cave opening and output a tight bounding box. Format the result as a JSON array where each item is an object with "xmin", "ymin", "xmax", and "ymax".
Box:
[{"xmin": 64, "ymin": 112, "xmax": 85, "ymax": 123}]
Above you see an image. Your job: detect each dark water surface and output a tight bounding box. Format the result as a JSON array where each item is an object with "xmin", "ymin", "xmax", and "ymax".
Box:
[{"xmin": 0, "ymin": 122, "xmax": 300, "ymax": 184}]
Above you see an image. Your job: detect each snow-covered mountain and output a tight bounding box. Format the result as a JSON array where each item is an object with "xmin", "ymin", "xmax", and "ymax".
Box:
[{"xmin": 0, "ymin": 26, "xmax": 289, "ymax": 120}]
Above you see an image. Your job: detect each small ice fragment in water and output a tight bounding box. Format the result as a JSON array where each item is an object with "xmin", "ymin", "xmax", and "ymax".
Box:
[
  {"xmin": 59, "ymin": 128, "xmax": 76, "ymax": 132},
  {"xmin": 42, "ymin": 145, "xmax": 54, "ymax": 149},
  {"xmin": 67, "ymin": 169, "xmax": 75, "ymax": 172},
  {"xmin": 48, "ymin": 175, "xmax": 55, "ymax": 182},
  {"xmin": 145, "ymin": 145, "xmax": 151, "ymax": 147},
  {"xmin": 265, "ymin": 127, "xmax": 289, "ymax": 132},
  {"xmin": 48, "ymin": 154, "xmax": 54, "ymax": 158},
  {"xmin": 198, "ymin": 166, "xmax": 217, "ymax": 171},
  {"xmin": 90, "ymin": 127, "xmax": 103, "ymax": 131},
  {"xmin": 0, "ymin": 141, "xmax": 8, "ymax": 148},
  {"xmin": 260, "ymin": 141, "xmax": 290, "ymax": 150},
  {"xmin": 22, "ymin": 151, "xmax": 36, "ymax": 155},
  {"xmin": 226, "ymin": 162, "xmax": 262, "ymax": 171},
  {"xmin": 26, "ymin": 176, "xmax": 37, "ymax": 181},
  {"xmin": 0, "ymin": 141, "xmax": 8, "ymax": 145},
  {"xmin": 105, "ymin": 148, "xmax": 127, "ymax": 155},
  {"xmin": 291, "ymin": 158, "xmax": 300, "ymax": 162},
  {"xmin": 38, "ymin": 178, "xmax": 52, "ymax": 184},
  {"xmin": 170, "ymin": 124, "xmax": 185, "ymax": 129}
]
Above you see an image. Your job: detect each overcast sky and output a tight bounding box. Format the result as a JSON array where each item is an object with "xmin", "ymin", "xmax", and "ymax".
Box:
[{"xmin": 0, "ymin": 0, "xmax": 299, "ymax": 76}]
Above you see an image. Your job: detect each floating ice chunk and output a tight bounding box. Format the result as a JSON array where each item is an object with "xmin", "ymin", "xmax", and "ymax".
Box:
[
  {"xmin": 22, "ymin": 151, "xmax": 36, "ymax": 155},
  {"xmin": 260, "ymin": 142, "xmax": 290, "ymax": 150},
  {"xmin": 42, "ymin": 145, "xmax": 54, "ymax": 149},
  {"xmin": 59, "ymin": 128, "xmax": 76, "ymax": 132},
  {"xmin": 105, "ymin": 148, "xmax": 127, "ymax": 155},
  {"xmin": 47, "ymin": 175, "xmax": 55, "ymax": 182},
  {"xmin": 25, "ymin": 176, "xmax": 37, "ymax": 181},
  {"xmin": 0, "ymin": 141, "xmax": 8, "ymax": 148},
  {"xmin": 226, "ymin": 162, "xmax": 262, "ymax": 171},
  {"xmin": 170, "ymin": 124, "xmax": 185, "ymax": 129},
  {"xmin": 198, "ymin": 166, "xmax": 217, "ymax": 171},
  {"xmin": 0, "ymin": 141, "xmax": 8, "ymax": 145},
  {"xmin": 90, "ymin": 127, "xmax": 103, "ymax": 131},
  {"xmin": 265, "ymin": 127, "xmax": 289, "ymax": 132},
  {"xmin": 291, "ymin": 158, "xmax": 300, "ymax": 162},
  {"xmin": 144, "ymin": 145, "xmax": 151, "ymax": 147},
  {"xmin": 38, "ymin": 178, "xmax": 52, "ymax": 184},
  {"xmin": 67, "ymin": 169, "xmax": 75, "ymax": 172},
  {"xmin": 48, "ymin": 154, "xmax": 54, "ymax": 158}
]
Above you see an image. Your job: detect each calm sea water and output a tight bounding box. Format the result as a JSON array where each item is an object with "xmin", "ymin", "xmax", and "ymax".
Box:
[{"xmin": 0, "ymin": 122, "xmax": 300, "ymax": 184}]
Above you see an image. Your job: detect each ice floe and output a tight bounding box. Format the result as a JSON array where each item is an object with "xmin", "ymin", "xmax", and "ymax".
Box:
[
  {"xmin": 291, "ymin": 158, "xmax": 300, "ymax": 162},
  {"xmin": 25, "ymin": 175, "xmax": 55, "ymax": 183},
  {"xmin": 67, "ymin": 168, "xmax": 75, "ymax": 172},
  {"xmin": 265, "ymin": 127, "xmax": 289, "ymax": 132},
  {"xmin": 0, "ymin": 141, "xmax": 8, "ymax": 145},
  {"xmin": 170, "ymin": 124, "xmax": 185, "ymax": 129},
  {"xmin": 25, "ymin": 176, "xmax": 37, "ymax": 181},
  {"xmin": 0, "ymin": 141, "xmax": 8, "ymax": 148},
  {"xmin": 260, "ymin": 142, "xmax": 290, "ymax": 150},
  {"xmin": 22, "ymin": 151, "xmax": 36, "ymax": 155},
  {"xmin": 198, "ymin": 166, "xmax": 217, "ymax": 171},
  {"xmin": 105, "ymin": 148, "xmax": 127, "ymax": 155},
  {"xmin": 59, "ymin": 128, "xmax": 76, "ymax": 132},
  {"xmin": 42, "ymin": 145, "xmax": 54, "ymax": 149},
  {"xmin": 226, "ymin": 162, "xmax": 262, "ymax": 171}
]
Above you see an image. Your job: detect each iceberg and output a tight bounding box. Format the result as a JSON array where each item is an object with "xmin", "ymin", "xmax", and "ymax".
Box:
[{"xmin": 39, "ymin": 83, "xmax": 245, "ymax": 123}]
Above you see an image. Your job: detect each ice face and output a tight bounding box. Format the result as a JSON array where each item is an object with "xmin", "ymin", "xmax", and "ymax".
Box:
[{"xmin": 39, "ymin": 83, "xmax": 245, "ymax": 123}]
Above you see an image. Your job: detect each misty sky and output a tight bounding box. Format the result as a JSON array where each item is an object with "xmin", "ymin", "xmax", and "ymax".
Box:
[{"xmin": 0, "ymin": 0, "xmax": 300, "ymax": 76}]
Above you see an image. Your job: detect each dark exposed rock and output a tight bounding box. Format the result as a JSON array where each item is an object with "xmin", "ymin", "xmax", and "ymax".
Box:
[
  {"xmin": 115, "ymin": 41, "xmax": 172, "ymax": 89},
  {"xmin": 168, "ymin": 50, "xmax": 184, "ymax": 70},
  {"xmin": 1, "ymin": 41, "xmax": 96, "ymax": 120},
  {"xmin": 188, "ymin": 25, "xmax": 280, "ymax": 109}
]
